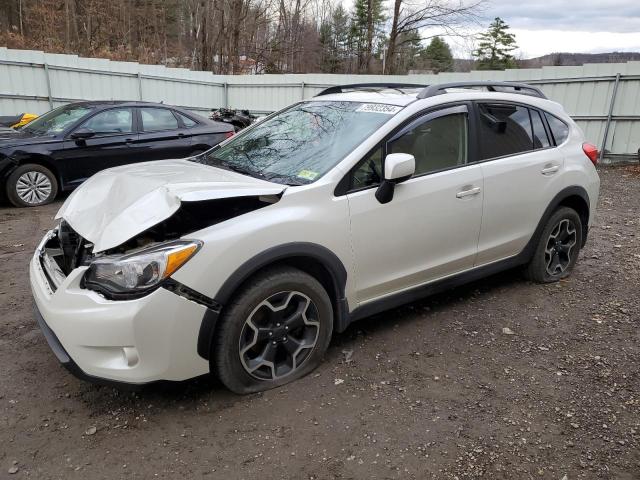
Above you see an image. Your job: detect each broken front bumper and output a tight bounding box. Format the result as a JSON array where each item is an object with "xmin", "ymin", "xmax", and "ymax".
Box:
[{"xmin": 30, "ymin": 230, "xmax": 210, "ymax": 385}]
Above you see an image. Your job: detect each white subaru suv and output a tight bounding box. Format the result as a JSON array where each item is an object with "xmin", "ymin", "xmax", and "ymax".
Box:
[{"xmin": 30, "ymin": 82, "xmax": 600, "ymax": 393}]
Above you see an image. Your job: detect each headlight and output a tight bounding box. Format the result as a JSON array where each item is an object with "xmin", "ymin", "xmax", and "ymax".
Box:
[{"xmin": 83, "ymin": 240, "xmax": 201, "ymax": 297}]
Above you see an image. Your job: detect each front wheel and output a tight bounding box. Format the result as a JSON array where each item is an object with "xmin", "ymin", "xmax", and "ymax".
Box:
[
  {"xmin": 6, "ymin": 163, "xmax": 58, "ymax": 207},
  {"xmin": 526, "ymin": 207, "xmax": 583, "ymax": 283},
  {"xmin": 213, "ymin": 267, "xmax": 333, "ymax": 394}
]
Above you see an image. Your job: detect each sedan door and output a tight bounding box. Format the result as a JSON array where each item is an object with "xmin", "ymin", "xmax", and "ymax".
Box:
[
  {"xmin": 134, "ymin": 107, "xmax": 192, "ymax": 161},
  {"xmin": 345, "ymin": 105, "xmax": 484, "ymax": 304},
  {"xmin": 60, "ymin": 107, "xmax": 138, "ymax": 187}
]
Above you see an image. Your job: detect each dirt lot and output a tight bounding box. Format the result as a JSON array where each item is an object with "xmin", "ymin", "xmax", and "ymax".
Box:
[{"xmin": 0, "ymin": 166, "xmax": 638, "ymax": 479}]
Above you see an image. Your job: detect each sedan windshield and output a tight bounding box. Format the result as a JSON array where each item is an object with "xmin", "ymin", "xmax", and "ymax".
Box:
[
  {"xmin": 21, "ymin": 104, "xmax": 94, "ymax": 135},
  {"xmin": 195, "ymin": 101, "xmax": 399, "ymax": 185}
]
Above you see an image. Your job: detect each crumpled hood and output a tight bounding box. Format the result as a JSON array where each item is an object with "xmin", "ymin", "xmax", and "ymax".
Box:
[{"xmin": 56, "ymin": 159, "xmax": 285, "ymax": 252}]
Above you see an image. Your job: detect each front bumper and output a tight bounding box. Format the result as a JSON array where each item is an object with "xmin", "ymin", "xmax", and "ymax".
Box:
[{"xmin": 30, "ymin": 231, "xmax": 210, "ymax": 385}]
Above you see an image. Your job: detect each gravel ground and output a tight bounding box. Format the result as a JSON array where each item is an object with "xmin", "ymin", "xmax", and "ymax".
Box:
[{"xmin": 0, "ymin": 166, "xmax": 638, "ymax": 479}]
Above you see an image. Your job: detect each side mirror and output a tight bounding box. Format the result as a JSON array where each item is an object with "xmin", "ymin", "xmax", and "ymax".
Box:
[
  {"xmin": 70, "ymin": 128, "xmax": 95, "ymax": 140},
  {"xmin": 375, "ymin": 153, "xmax": 415, "ymax": 204}
]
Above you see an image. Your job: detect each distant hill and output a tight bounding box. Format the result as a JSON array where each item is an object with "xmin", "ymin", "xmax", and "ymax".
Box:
[
  {"xmin": 450, "ymin": 52, "xmax": 640, "ymax": 73},
  {"xmin": 520, "ymin": 51, "xmax": 640, "ymax": 68}
]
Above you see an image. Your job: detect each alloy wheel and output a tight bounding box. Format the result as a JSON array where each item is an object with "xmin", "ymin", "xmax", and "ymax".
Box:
[
  {"xmin": 239, "ymin": 291, "xmax": 320, "ymax": 381},
  {"xmin": 544, "ymin": 218, "xmax": 577, "ymax": 276},
  {"xmin": 16, "ymin": 171, "xmax": 52, "ymax": 205}
]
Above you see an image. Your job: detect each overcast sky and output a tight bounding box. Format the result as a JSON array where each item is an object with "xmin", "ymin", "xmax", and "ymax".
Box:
[{"xmin": 442, "ymin": 0, "xmax": 640, "ymax": 58}]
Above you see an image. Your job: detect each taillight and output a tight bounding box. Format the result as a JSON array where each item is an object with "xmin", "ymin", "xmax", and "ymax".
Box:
[
  {"xmin": 224, "ymin": 131, "xmax": 234, "ymax": 139},
  {"xmin": 582, "ymin": 142, "xmax": 598, "ymax": 166}
]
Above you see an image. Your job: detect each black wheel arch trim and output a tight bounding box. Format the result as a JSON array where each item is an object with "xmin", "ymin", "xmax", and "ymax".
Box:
[
  {"xmin": 197, "ymin": 242, "xmax": 349, "ymax": 360},
  {"xmin": 528, "ymin": 185, "xmax": 590, "ymax": 251}
]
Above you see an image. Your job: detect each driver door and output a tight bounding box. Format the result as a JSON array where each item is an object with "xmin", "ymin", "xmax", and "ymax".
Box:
[
  {"xmin": 345, "ymin": 105, "xmax": 484, "ymax": 304},
  {"xmin": 60, "ymin": 107, "xmax": 139, "ymax": 188}
]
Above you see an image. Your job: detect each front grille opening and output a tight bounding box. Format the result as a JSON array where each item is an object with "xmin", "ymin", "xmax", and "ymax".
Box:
[{"xmin": 48, "ymin": 221, "xmax": 94, "ymax": 275}]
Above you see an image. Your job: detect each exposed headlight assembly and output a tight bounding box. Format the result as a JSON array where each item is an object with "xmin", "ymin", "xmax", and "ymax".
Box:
[{"xmin": 83, "ymin": 240, "xmax": 201, "ymax": 298}]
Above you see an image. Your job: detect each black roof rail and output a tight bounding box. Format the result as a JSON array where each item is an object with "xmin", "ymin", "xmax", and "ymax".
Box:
[
  {"xmin": 417, "ymin": 81, "xmax": 547, "ymax": 99},
  {"xmin": 316, "ymin": 83, "xmax": 427, "ymax": 97}
]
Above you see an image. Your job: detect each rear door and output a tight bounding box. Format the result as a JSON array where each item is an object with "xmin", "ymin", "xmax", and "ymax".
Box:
[
  {"xmin": 345, "ymin": 105, "xmax": 484, "ymax": 303},
  {"xmin": 475, "ymin": 102, "xmax": 566, "ymax": 265},
  {"xmin": 134, "ymin": 107, "xmax": 192, "ymax": 161},
  {"xmin": 60, "ymin": 107, "xmax": 137, "ymax": 186}
]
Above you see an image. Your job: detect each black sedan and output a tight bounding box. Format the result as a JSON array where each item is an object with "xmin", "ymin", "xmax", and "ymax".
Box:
[{"xmin": 0, "ymin": 101, "xmax": 234, "ymax": 207}]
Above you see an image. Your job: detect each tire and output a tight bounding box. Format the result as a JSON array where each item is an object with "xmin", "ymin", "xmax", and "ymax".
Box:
[
  {"xmin": 6, "ymin": 163, "xmax": 58, "ymax": 207},
  {"xmin": 190, "ymin": 148, "xmax": 208, "ymax": 157},
  {"xmin": 525, "ymin": 207, "xmax": 583, "ymax": 283},
  {"xmin": 213, "ymin": 266, "xmax": 333, "ymax": 394}
]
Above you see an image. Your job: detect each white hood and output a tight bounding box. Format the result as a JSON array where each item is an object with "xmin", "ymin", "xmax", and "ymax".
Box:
[{"xmin": 56, "ymin": 159, "xmax": 285, "ymax": 252}]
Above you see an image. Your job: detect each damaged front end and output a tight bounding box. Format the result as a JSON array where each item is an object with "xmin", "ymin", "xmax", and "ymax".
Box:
[{"xmin": 43, "ymin": 193, "xmax": 280, "ymax": 300}]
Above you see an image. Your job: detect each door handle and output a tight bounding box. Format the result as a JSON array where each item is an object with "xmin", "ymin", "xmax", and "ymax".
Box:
[
  {"xmin": 125, "ymin": 138, "xmax": 134, "ymax": 143},
  {"xmin": 456, "ymin": 186, "xmax": 481, "ymax": 198},
  {"xmin": 541, "ymin": 165, "xmax": 559, "ymax": 175}
]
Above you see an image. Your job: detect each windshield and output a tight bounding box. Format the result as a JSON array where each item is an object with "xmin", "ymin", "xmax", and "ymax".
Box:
[
  {"xmin": 21, "ymin": 104, "xmax": 94, "ymax": 135},
  {"xmin": 194, "ymin": 101, "xmax": 399, "ymax": 185}
]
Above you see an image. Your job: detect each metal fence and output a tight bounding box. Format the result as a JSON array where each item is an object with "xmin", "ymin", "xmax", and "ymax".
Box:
[{"xmin": 1, "ymin": 47, "xmax": 639, "ymax": 163}]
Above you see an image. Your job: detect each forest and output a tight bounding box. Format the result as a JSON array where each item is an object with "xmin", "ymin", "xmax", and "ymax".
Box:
[{"xmin": 0, "ymin": 0, "xmax": 481, "ymax": 74}]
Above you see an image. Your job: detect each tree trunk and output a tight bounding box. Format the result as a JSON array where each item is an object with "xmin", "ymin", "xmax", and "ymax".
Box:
[
  {"xmin": 385, "ymin": 0, "xmax": 402, "ymax": 74},
  {"xmin": 365, "ymin": 0, "xmax": 373, "ymax": 73}
]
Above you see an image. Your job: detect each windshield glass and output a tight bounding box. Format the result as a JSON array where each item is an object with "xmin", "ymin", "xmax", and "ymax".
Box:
[
  {"xmin": 194, "ymin": 101, "xmax": 399, "ymax": 185},
  {"xmin": 21, "ymin": 104, "xmax": 94, "ymax": 135}
]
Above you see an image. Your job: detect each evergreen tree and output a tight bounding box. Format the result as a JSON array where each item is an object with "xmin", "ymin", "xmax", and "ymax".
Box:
[
  {"xmin": 473, "ymin": 17, "xmax": 518, "ymax": 70},
  {"xmin": 422, "ymin": 36, "xmax": 453, "ymax": 73},
  {"xmin": 350, "ymin": 0, "xmax": 385, "ymax": 73}
]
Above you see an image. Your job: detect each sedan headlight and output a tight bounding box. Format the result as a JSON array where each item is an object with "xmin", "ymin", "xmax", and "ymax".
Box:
[{"xmin": 84, "ymin": 240, "xmax": 202, "ymax": 297}]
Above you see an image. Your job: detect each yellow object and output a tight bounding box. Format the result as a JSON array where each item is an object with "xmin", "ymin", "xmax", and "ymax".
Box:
[
  {"xmin": 163, "ymin": 243, "xmax": 199, "ymax": 279},
  {"xmin": 12, "ymin": 113, "xmax": 38, "ymax": 128},
  {"xmin": 297, "ymin": 169, "xmax": 319, "ymax": 181}
]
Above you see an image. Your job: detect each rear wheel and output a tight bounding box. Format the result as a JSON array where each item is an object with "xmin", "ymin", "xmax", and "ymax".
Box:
[
  {"xmin": 6, "ymin": 163, "xmax": 58, "ymax": 207},
  {"xmin": 213, "ymin": 267, "xmax": 333, "ymax": 394},
  {"xmin": 525, "ymin": 207, "xmax": 583, "ymax": 283}
]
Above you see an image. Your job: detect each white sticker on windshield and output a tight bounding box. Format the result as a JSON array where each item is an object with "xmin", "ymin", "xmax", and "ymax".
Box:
[{"xmin": 356, "ymin": 103, "xmax": 402, "ymax": 115}]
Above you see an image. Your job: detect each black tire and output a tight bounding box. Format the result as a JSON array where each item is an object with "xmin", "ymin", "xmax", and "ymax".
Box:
[
  {"xmin": 190, "ymin": 148, "xmax": 208, "ymax": 157},
  {"xmin": 6, "ymin": 163, "xmax": 58, "ymax": 207},
  {"xmin": 525, "ymin": 207, "xmax": 583, "ymax": 283},
  {"xmin": 213, "ymin": 266, "xmax": 333, "ymax": 394}
]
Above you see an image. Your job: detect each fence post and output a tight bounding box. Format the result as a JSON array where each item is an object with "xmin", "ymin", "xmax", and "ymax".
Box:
[
  {"xmin": 600, "ymin": 72, "xmax": 621, "ymax": 163},
  {"xmin": 137, "ymin": 73, "xmax": 143, "ymax": 100},
  {"xmin": 223, "ymin": 82, "xmax": 229, "ymax": 108},
  {"xmin": 300, "ymin": 81, "xmax": 305, "ymax": 100},
  {"xmin": 43, "ymin": 63, "xmax": 54, "ymax": 109}
]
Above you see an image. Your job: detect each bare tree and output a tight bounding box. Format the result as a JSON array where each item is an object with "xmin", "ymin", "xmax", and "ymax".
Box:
[{"xmin": 385, "ymin": 0, "xmax": 482, "ymax": 74}]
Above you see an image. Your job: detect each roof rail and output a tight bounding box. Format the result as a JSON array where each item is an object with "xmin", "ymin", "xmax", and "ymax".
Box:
[
  {"xmin": 417, "ymin": 81, "xmax": 547, "ymax": 99},
  {"xmin": 316, "ymin": 83, "xmax": 427, "ymax": 97}
]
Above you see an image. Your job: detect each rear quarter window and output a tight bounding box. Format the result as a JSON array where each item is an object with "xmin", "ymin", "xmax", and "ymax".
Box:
[{"xmin": 544, "ymin": 112, "xmax": 570, "ymax": 145}]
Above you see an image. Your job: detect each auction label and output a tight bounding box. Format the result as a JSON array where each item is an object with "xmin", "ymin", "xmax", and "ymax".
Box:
[{"xmin": 356, "ymin": 104, "xmax": 402, "ymax": 115}]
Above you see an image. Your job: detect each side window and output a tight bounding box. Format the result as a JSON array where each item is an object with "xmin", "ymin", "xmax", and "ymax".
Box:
[
  {"xmin": 531, "ymin": 109, "xmax": 551, "ymax": 149},
  {"xmin": 389, "ymin": 112, "xmax": 467, "ymax": 175},
  {"xmin": 81, "ymin": 108, "xmax": 133, "ymax": 135},
  {"xmin": 477, "ymin": 103, "xmax": 532, "ymax": 160},
  {"xmin": 350, "ymin": 146, "xmax": 383, "ymax": 190},
  {"xmin": 176, "ymin": 112, "xmax": 198, "ymax": 128},
  {"xmin": 544, "ymin": 112, "xmax": 569, "ymax": 145},
  {"xmin": 140, "ymin": 108, "xmax": 179, "ymax": 132}
]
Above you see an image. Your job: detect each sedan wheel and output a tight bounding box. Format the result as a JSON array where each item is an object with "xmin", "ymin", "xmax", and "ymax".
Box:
[
  {"xmin": 6, "ymin": 164, "xmax": 58, "ymax": 207},
  {"xmin": 16, "ymin": 171, "xmax": 53, "ymax": 205}
]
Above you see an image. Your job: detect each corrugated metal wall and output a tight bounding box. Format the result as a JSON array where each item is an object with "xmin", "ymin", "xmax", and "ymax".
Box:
[{"xmin": 1, "ymin": 47, "xmax": 639, "ymax": 161}]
